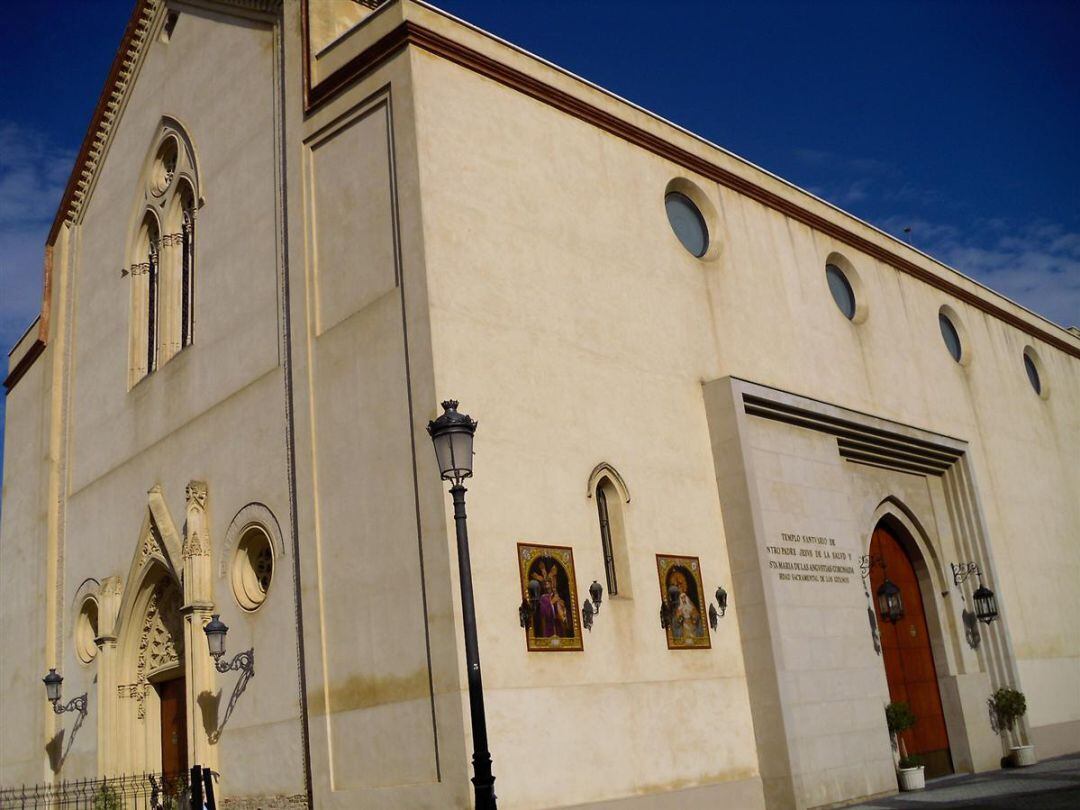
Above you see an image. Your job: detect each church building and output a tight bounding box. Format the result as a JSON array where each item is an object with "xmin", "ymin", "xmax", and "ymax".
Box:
[{"xmin": 2, "ymin": 1, "xmax": 1077, "ymax": 808}]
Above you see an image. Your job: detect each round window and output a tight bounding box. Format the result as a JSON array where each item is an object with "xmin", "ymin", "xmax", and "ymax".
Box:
[
  {"xmin": 1023, "ymin": 350, "xmax": 1043, "ymax": 396},
  {"xmin": 150, "ymin": 137, "xmax": 178, "ymax": 196},
  {"xmin": 75, "ymin": 598, "xmax": 99, "ymax": 664},
  {"xmin": 825, "ymin": 263, "xmax": 856, "ymax": 320},
  {"xmin": 939, "ymin": 313, "xmax": 962, "ymax": 362},
  {"xmin": 232, "ymin": 526, "xmax": 274, "ymax": 611},
  {"xmin": 665, "ymin": 192, "xmax": 709, "ymax": 257}
]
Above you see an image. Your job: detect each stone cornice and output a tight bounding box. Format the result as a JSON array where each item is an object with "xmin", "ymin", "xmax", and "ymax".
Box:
[{"xmin": 302, "ymin": 3, "xmax": 1079, "ymax": 361}]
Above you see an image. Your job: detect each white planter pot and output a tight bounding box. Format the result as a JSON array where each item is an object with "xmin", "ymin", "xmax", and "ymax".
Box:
[
  {"xmin": 1010, "ymin": 745, "xmax": 1037, "ymax": 767},
  {"xmin": 897, "ymin": 766, "xmax": 925, "ymax": 791}
]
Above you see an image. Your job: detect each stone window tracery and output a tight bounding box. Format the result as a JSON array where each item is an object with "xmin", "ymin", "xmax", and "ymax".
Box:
[{"xmin": 128, "ymin": 123, "xmax": 200, "ymax": 385}]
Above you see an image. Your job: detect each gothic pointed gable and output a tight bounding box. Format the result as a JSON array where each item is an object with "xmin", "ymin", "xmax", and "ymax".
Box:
[{"xmin": 109, "ymin": 484, "xmax": 185, "ymax": 642}]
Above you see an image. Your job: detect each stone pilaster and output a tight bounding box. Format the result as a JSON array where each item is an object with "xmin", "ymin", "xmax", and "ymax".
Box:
[
  {"xmin": 182, "ymin": 481, "xmax": 217, "ymax": 773},
  {"xmin": 95, "ymin": 576, "xmax": 123, "ymax": 775}
]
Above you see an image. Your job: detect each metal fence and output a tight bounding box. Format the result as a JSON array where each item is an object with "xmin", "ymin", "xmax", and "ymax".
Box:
[{"xmin": 0, "ymin": 772, "xmax": 191, "ymax": 810}]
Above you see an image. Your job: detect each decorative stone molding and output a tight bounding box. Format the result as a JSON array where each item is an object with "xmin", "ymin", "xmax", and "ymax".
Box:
[
  {"xmin": 137, "ymin": 579, "xmax": 184, "ymax": 688},
  {"xmin": 220, "ymin": 503, "xmax": 286, "ymax": 579},
  {"xmin": 183, "ymin": 481, "xmax": 211, "ymax": 559},
  {"xmin": 586, "ymin": 462, "xmax": 631, "ymax": 503}
]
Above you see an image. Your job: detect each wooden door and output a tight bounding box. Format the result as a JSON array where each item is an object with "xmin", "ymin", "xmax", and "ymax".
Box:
[
  {"xmin": 158, "ymin": 677, "xmax": 188, "ymax": 776},
  {"xmin": 870, "ymin": 525, "xmax": 953, "ymax": 778}
]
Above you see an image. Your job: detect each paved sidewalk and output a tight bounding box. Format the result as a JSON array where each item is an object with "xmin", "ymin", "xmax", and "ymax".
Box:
[{"xmin": 846, "ymin": 753, "xmax": 1080, "ymax": 809}]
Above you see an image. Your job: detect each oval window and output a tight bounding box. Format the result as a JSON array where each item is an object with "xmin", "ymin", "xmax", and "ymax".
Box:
[
  {"xmin": 939, "ymin": 313, "xmax": 962, "ymax": 362},
  {"xmin": 665, "ymin": 192, "xmax": 709, "ymax": 257},
  {"xmin": 75, "ymin": 598, "xmax": 99, "ymax": 664},
  {"xmin": 825, "ymin": 263, "xmax": 856, "ymax": 320},
  {"xmin": 232, "ymin": 526, "xmax": 274, "ymax": 611},
  {"xmin": 1023, "ymin": 352, "xmax": 1042, "ymax": 396}
]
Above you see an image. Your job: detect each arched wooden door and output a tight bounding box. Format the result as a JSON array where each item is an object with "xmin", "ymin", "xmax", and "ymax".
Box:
[{"xmin": 870, "ymin": 523, "xmax": 953, "ymax": 778}]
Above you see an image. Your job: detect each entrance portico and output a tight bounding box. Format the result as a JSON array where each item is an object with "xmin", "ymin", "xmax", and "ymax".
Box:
[
  {"xmin": 704, "ymin": 376, "xmax": 1027, "ymax": 810},
  {"xmin": 93, "ymin": 483, "xmax": 219, "ymax": 780}
]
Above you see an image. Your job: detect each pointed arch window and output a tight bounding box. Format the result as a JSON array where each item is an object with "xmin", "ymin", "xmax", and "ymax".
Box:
[
  {"xmin": 180, "ymin": 186, "xmax": 196, "ymax": 348},
  {"xmin": 596, "ymin": 485, "xmax": 618, "ymax": 595},
  {"xmin": 588, "ymin": 464, "xmax": 632, "ymax": 598},
  {"xmin": 146, "ymin": 219, "xmax": 160, "ymax": 373},
  {"xmin": 127, "ymin": 123, "xmax": 200, "ymax": 385}
]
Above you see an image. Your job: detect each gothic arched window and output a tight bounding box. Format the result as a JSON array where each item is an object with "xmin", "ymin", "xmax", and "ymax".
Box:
[
  {"xmin": 588, "ymin": 464, "xmax": 632, "ymax": 598},
  {"xmin": 178, "ymin": 182, "xmax": 196, "ymax": 349},
  {"xmin": 127, "ymin": 123, "xmax": 200, "ymax": 385}
]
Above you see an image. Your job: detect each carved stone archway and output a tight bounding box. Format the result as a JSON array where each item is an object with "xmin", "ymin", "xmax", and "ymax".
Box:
[{"xmin": 96, "ymin": 482, "xmax": 218, "ymax": 778}]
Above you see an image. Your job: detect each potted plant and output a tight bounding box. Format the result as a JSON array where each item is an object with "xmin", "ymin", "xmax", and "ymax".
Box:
[
  {"xmin": 885, "ymin": 701, "xmax": 924, "ymax": 790},
  {"xmin": 989, "ymin": 686, "xmax": 1036, "ymax": 766}
]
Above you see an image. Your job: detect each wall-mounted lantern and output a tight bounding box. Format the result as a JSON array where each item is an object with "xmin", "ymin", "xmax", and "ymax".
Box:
[
  {"xmin": 659, "ymin": 584, "xmax": 680, "ymax": 631},
  {"xmin": 972, "ymin": 581, "xmax": 999, "ymax": 625},
  {"xmin": 952, "ymin": 562, "xmax": 999, "ymax": 625},
  {"xmin": 42, "ymin": 669, "xmax": 87, "ymax": 715},
  {"xmin": 708, "ymin": 585, "xmax": 728, "ymax": 630},
  {"xmin": 203, "ymin": 614, "xmax": 255, "ymax": 675},
  {"xmin": 519, "ymin": 578, "xmax": 541, "ymax": 628},
  {"xmin": 876, "ymin": 578, "xmax": 904, "ymax": 624},
  {"xmin": 861, "ymin": 554, "xmax": 904, "ymax": 624},
  {"xmin": 581, "ymin": 580, "xmax": 603, "ymax": 631}
]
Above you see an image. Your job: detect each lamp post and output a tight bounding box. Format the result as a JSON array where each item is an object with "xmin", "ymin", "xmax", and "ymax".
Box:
[{"xmin": 427, "ymin": 400, "xmax": 496, "ymax": 810}]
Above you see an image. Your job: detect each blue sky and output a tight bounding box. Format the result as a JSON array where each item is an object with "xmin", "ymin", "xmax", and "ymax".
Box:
[{"xmin": 1, "ymin": 0, "xmax": 1078, "ymax": 478}]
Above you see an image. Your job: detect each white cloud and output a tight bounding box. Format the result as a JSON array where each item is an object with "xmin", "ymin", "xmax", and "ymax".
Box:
[
  {"xmin": 884, "ymin": 217, "xmax": 1080, "ymax": 328},
  {"xmin": 794, "ymin": 146, "xmax": 1079, "ymax": 328},
  {"xmin": 0, "ymin": 123, "xmax": 73, "ymax": 351}
]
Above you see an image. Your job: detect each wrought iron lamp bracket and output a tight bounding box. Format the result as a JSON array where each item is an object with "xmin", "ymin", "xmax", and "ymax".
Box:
[
  {"xmin": 52, "ymin": 693, "xmax": 88, "ymax": 716},
  {"xmin": 581, "ymin": 580, "xmax": 604, "ymax": 632},
  {"xmin": 951, "ymin": 561, "xmax": 982, "ymax": 587},
  {"xmin": 859, "ymin": 553, "xmax": 886, "ymax": 579},
  {"xmin": 213, "ymin": 648, "xmax": 255, "ymax": 676},
  {"xmin": 708, "ymin": 586, "xmax": 728, "ymax": 630}
]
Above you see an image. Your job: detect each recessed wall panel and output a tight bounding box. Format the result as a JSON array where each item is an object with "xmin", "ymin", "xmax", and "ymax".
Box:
[{"xmin": 311, "ymin": 104, "xmax": 396, "ymax": 336}]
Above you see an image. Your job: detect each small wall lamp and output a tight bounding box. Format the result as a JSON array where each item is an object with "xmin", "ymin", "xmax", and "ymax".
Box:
[
  {"xmin": 581, "ymin": 580, "xmax": 604, "ymax": 631},
  {"xmin": 860, "ymin": 554, "xmax": 904, "ymax": 624},
  {"xmin": 708, "ymin": 585, "xmax": 728, "ymax": 630},
  {"xmin": 518, "ymin": 578, "xmax": 541, "ymax": 629},
  {"xmin": 42, "ymin": 669, "xmax": 87, "ymax": 715},
  {"xmin": 659, "ymin": 584, "xmax": 680, "ymax": 631},
  {"xmin": 203, "ymin": 614, "xmax": 255, "ymax": 675},
  {"xmin": 951, "ymin": 562, "xmax": 999, "ymax": 625}
]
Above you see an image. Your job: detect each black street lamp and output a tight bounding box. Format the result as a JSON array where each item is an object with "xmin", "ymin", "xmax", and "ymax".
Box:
[
  {"xmin": 203, "ymin": 614, "xmax": 256, "ymax": 675},
  {"xmin": 427, "ymin": 400, "xmax": 496, "ymax": 810},
  {"xmin": 42, "ymin": 669, "xmax": 87, "ymax": 715}
]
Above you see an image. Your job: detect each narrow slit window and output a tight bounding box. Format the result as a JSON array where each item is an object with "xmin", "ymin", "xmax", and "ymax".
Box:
[
  {"xmin": 147, "ymin": 238, "xmax": 159, "ymax": 372},
  {"xmin": 181, "ymin": 207, "xmax": 194, "ymax": 347},
  {"xmin": 596, "ymin": 486, "xmax": 618, "ymax": 596}
]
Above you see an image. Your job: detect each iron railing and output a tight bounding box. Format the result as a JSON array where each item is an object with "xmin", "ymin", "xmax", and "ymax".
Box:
[{"xmin": 0, "ymin": 771, "xmax": 192, "ymax": 810}]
